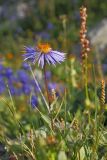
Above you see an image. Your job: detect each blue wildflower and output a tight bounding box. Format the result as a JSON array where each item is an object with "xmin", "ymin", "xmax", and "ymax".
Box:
[
  {"xmin": 45, "ymin": 71, "xmax": 51, "ymax": 80},
  {"xmin": 4, "ymin": 68, "xmax": 13, "ymax": 78},
  {"xmin": 22, "ymin": 62, "xmax": 30, "ymax": 70},
  {"xmin": 48, "ymin": 82, "xmax": 65, "ymax": 97},
  {"xmin": 0, "ymin": 64, "xmax": 4, "ymax": 72},
  {"xmin": 8, "ymin": 83, "xmax": 22, "ymax": 96},
  {"xmin": 7, "ymin": 76, "xmax": 22, "ymax": 96},
  {"xmin": 22, "ymin": 84, "xmax": 32, "ymax": 95},
  {"xmin": 0, "ymin": 79, "xmax": 6, "ymax": 94},
  {"xmin": 48, "ymin": 82, "xmax": 57, "ymax": 90},
  {"xmin": 17, "ymin": 70, "xmax": 30, "ymax": 83},
  {"xmin": 31, "ymin": 95, "xmax": 38, "ymax": 108},
  {"xmin": 47, "ymin": 22, "xmax": 54, "ymax": 30},
  {"xmin": 8, "ymin": 84, "xmax": 16, "ymax": 95},
  {"xmin": 38, "ymin": 32, "xmax": 50, "ymax": 40},
  {"xmin": 31, "ymin": 79, "xmax": 40, "ymax": 93}
]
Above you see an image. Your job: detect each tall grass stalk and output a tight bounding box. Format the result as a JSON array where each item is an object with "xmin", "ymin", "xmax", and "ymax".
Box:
[
  {"xmin": 64, "ymin": 89, "xmax": 67, "ymax": 134},
  {"xmin": 7, "ymin": 84, "xmax": 25, "ymax": 135},
  {"xmin": 92, "ymin": 64, "xmax": 99, "ymax": 152},
  {"xmin": 85, "ymin": 57, "xmax": 89, "ymax": 101}
]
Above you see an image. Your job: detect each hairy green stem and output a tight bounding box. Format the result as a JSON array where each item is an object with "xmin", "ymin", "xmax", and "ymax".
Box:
[
  {"xmin": 44, "ymin": 63, "xmax": 54, "ymax": 130},
  {"xmin": 85, "ymin": 56, "xmax": 89, "ymax": 100},
  {"xmin": 29, "ymin": 64, "xmax": 50, "ymax": 112},
  {"xmin": 92, "ymin": 64, "xmax": 99, "ymax": 152}
]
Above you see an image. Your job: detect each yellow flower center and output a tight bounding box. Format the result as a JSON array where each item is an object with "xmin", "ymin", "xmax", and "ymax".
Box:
[{"xmin": 37, "ymin": 43, "xmax": 51, "ymax": 54}]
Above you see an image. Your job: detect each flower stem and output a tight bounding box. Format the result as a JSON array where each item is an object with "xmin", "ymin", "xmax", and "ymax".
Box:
[
  {"xmin": 44, "ymin": 63, "xmax": 51, "ymax": 107},
  {"xmin": 92, "ymin": 64, "xmax": 99, "ymax": 152},
  {"xmin": 43, "ymin": 63, "xmax": 54, "ymax": 130},
  {"xmin": 85, "ymin": 56, "xmax": 89, "ymax": 101},
  {"xmin": 29, "ymin": 64, "xmax": 50, "ymax": 112}
]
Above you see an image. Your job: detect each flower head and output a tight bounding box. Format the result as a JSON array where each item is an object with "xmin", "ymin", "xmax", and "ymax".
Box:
[{"xmin": 23, "ymin": 43, "xmax": 65, "ymax": 68}]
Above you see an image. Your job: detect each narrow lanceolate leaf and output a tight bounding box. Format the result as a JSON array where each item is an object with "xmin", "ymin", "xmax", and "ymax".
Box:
[
  {"xmin": 53, "ymin": 97, "xmax": 64, "ymax": 121},
  {"xmin": 36, "ymin": 108, "xmax": 51, "ymax": 128}
]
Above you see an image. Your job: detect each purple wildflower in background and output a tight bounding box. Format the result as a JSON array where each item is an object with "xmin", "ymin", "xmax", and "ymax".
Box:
[
  {"xmin": 45, "ymin": 71, "xmax": 51, "ymax": 80},
  {"xmin": 8, "ymin": 84, "xmax": 17, "ymax": 96},
  {"xmin": 31, "ymin": 95, "xmax": 38, "ymax": 108},
  {"xmin": 22, "ymin": 62, "xmax": 30, "ymax": 70},
  {"xmin": 48, "ymin": 82, "xmax": 57, "ymax": 91},
  {"xmin": 31, "ymin": 79, "xmax": 40, "ymax": 93},
  {"xmin": 48, "ymin": 82, "xmax": 65, "ymax": 97},
  {"xmin": 4, "ymin": 68, "xmax": 13, "ymax": 79},
  {"xmin": 0, "ymin": 78, "xmax": 6, "ymax": 94},
  {"xmin": 0, "ymin": 64, "xmax": 4, "ymax": 72},
  {"xmin": 23, "ymin": 43, "xmax": 65, "ymax": 68},
  {"xmin": 38, "ymin": 32, "xmax": 50, "ymax": 40},
  {"xmin": 47, "ymin": 22, "xmax": 54, "ymax": 30},
  {"xmin": 22, "ymin": 84, "xmax": 32, "ymax": 95},
  {"xmin": 17, "ymin": 70, "xmax": 30, "ymax": 83},
  {"xmin": 7, "ymin": 79, "xmax": 22, "ymax": 96},
  {"xmin": 7, "ymin": 75, "xmax": 18, "ymax": 84}
]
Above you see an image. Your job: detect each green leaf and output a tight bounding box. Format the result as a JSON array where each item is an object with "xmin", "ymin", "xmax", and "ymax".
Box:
[
  {"xmin": 58, "ymin": 151, "xmax": 67, "ymax": 160},
  {"xmin": 79, "ymin": 147, "xmax": 85, "ymax": 160}
]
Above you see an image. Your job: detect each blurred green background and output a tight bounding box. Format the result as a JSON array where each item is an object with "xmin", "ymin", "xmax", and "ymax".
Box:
[
  {"xmin": 0, "ymin": 1, "xmax": 107, "ymax": 159},
  {"xmin": 0, "ymin": 0, "xmax": 107, "ymax": 55}
]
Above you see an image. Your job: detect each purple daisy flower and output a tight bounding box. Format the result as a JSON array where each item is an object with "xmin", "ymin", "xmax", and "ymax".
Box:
[
  {"xmin": 23, "ymin": 43, "xmax": 65, "ymax": 68},
  {"xmin": 23, "ymin": 46, "xmax": 36, "ymax": 63}
]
